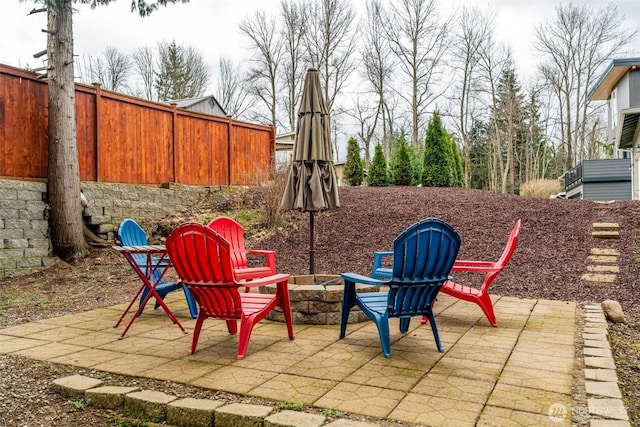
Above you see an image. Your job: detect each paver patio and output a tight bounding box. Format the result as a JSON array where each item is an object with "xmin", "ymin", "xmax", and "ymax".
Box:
[{"xmin": 0, "ymin": 293, "xmax": 587, "ymax": 425}]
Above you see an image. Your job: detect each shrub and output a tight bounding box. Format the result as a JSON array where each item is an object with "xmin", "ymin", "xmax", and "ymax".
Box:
[
  {"xmin": 343, "ymin": 137, "xmax": 364, "ymax": 186},
  {"xmin": 422, "ymin": 112, "xmax": 453, "ymax": 187},
  {"xmin": 520, "ymin": 179, "xmax": 561, "ymax": 198},
  {"xmin": 253, "ymin": 165, "xmax": 288, "ymax": 228},
  {"xmin": 391, "ymin": 135, "xmax": 413, "ymax": 186},
  {"xmin": 448, "ymin": 133, "xmax": 465, "ymax": 187},
  {"xmin": 368, "ymin": 144, "xmax": 389, "ymax": 186}
]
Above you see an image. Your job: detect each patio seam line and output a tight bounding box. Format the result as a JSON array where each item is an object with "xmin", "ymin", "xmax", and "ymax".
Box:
[
  {"xmin": 472, "ymin": 298, "xmax": 551, "ymax": 423},
  {"xmin": 0, "ymin": 294, "xmax": 596, "ymax": 425}
]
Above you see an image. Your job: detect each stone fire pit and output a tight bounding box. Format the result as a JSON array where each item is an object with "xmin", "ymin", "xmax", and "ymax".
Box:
[{"xmin": 259, "ymin": 274, "xmax": 377, "ymax": 325}]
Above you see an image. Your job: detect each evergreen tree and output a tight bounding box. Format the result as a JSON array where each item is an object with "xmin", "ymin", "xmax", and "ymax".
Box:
[
  {"xmin": 343, "ymin": 137, "xmax": 364, "ymax": 186},
  {"xmin": 448, "ymin": 133, "xmax": 465, "ymax": 187},
  {"xmin": 155, "ymin": 40, "xmax": 211, "ymax": 102},
  {"xmin": 409, "ymin": 144, "xmax": 423, "ymax": 186},
  {"xmin": 368, "ymin": 144, "xmax": 389, "ymax": 186},
  {"xmin": 392, "ymin": 134, "xmax": 413, "ymax": 186},
  {"xmin": 468, "ymin": 119, "xmax": 491, "ymax": 190},
  {"xmin": 422, "ymin": 112, "xmax": 453, "ymax": 187}
]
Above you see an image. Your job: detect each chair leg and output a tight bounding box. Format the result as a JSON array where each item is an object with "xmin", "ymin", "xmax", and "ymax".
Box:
[
  {"xmin": 420, "ymin": 299, "xmax": 436, "ymax": 324},
  {"xmin": 237, "ymin": 315, "xmax": 258, "ymax": 360},
  {"xmin": 399, "ymin": 317, "xmax": 411, "ymax": 333},
  {"xmin": 424, "ymin": 311, "xmax": 444, "ymax": 353},
  {"xmin": 339, "ymin": 280, "xmax": 356, "ymax": 339},
  {"xmin": 277, "ymin": 281, "xmax": 295, "ymax": 340},
  {"xmin": 182, "ymin": 285, "xmax": 198, "ymax": 319},
  {"xmin": 138, "ymin": 288, "xmax": 166, "ymax": 315},
  {"xmin": 371, "ymin": 313, "xmax": 392, "ymax": 358},
  {"xmin": 189, "ymin": 314, "xmax": 206, "ymax": 354},
  {"xmin": 478, "ymin": 293, "xmax": 498, "ymax": 327},
  {"xmin": 226, "ymin": 320, "xmax": 238, "ymax": 335}
]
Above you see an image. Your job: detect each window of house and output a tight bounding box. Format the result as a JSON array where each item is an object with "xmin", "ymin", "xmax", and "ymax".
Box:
[{"xmin": 611, "ymin": 88, "xmax": 618, "ymax": 129}]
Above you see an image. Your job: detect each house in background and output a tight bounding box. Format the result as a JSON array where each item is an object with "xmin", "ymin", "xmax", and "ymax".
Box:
[
  {"xmin": 580, "ymin": 57, "xmax": 640, "ymax": 200},
  {"xmin": 273, "ymin": 134, "xmax": 353, "ymax": 186},
  {"xmin": 275, "ymin": 132, "xmax": 295, "ymax": 166},
  {"xmin": 564, "ymin": 158, "xmax": 631, "ymax": 200},
  {"xmin": 170, "ymin": 95, "xmax": 226, "ymax": 116}
]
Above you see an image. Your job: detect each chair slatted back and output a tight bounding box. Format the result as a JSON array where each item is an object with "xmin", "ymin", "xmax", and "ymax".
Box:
[
  {"xmin": 118, "ymin": 219, "xmax": 157, "ymax": 278},
  {"xmin": 166, "ymin": 223, "xmax": 242, "ymax": 319},
  {"xmin": 496, "ymin": 219, "xmax": 522, "ymax": 268},
  {"xmin": 119, "ymin": 218, "xmax": 149, "ymax": 267},
  {"xmin": 207, "ymin": 217, "xmax": 249, "ymax": 270},
  {"xmin": 388, "ymin": 218, "xmax": 461, "ymax": 317}
]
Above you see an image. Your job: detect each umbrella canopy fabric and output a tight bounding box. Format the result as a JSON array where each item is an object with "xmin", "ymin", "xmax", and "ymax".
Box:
[{"xmin": 282, "ymin": 68, "xmax": 339, "ymax": 213}]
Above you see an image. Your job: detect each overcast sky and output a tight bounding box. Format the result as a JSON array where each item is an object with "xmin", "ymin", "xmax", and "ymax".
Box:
[{"xmin": 2, "ymin": 0, "xmax": 639, "ymax": 86}]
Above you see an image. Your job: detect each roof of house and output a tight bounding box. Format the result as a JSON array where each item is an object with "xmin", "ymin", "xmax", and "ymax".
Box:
[
  {"xmin": 615, "ymin": 105, "xmax": 640, "ymax": 149},
  {"xmin": 588, "ymin": 57, "xmax": 640, "ymax": 101},
  {"xmin": 170, "ymin": 95, "xmax": 227, "ymax": 115}
]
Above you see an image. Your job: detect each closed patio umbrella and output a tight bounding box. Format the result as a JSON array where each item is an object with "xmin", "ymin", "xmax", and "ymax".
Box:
[{"xmin": 282, "ymin": 68, "xmax": 339, "ymax": 274}]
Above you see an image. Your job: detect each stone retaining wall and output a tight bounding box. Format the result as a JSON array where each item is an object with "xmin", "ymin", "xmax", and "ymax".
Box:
[
  {"xmin": 0, "ymin": 179, "xmax": 54, "ymax": 277},
  {"xmin": 0, "ymin": 179, "xmax": 213, "ymax": 277},
  {"xmin": 81, "ymin": 182, "xmax": 211, "ymax": 241}
]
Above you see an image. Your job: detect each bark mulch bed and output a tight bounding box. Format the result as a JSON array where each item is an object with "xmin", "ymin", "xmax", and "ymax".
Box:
[{"xmin": 0, "ymin": 186, "xmax": 638, "ymax": 426}]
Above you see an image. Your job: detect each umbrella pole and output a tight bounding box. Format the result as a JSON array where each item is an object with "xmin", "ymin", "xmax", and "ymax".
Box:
[{"xmin": 309, "ymin": 212, "xmax": 315, "ymax": 275}]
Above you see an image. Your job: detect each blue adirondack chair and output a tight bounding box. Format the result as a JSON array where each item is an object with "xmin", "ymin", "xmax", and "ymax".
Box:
[
  {"xmin": 118, "ymin": 219, "xmax": 198, "ymax": 318},
  {"xmin": 340, "ymin": 218, "xmax": 461, "ymax": 358}
]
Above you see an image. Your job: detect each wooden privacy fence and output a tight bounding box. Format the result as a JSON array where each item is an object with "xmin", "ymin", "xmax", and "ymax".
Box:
[{"xmin": 0, "ymin": 64, "xmax": 275, "ymax": 186}]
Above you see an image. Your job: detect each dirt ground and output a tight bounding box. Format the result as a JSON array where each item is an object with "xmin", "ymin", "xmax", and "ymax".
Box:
[{"xmin": 0, "ymin": 185, "xmax": 639, "ymax": 426}]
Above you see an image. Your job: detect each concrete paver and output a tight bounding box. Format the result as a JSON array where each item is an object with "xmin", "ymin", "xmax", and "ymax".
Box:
[{"xmin": 0, "ymin": 293, "xmax": 629, "ymax": 426}]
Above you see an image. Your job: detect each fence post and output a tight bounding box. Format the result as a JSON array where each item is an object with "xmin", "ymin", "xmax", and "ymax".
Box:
[
  {"xmin": 172, "ymin": 103, "xmax": 178, "ymax": 184},
  {"xmin": 269, "ymin": 123, "xmax": 276, "ymax": 171},
  {"xmin": 93, "ymin": 83, "xmax": 101, "ymax": 182},
  {"xmin": 227, "ymin": 115, "xmax": 233, "ymax": 185}
]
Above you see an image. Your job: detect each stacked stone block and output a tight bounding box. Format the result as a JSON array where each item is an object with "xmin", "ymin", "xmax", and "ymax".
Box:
[
  {"xmin": 81, "ymin": 182, "xmax": 211, "ymax": 241},
  {"xmin": 0, "ymin": 178, "xmax": 213, "ymax": 276},
  {"xmin": 0, "ymin": 179, "xmax": 55, "ymax": 277},
  {"xmin": 262, "ymin": 275, "xmax": 374, "ymax": 325}
]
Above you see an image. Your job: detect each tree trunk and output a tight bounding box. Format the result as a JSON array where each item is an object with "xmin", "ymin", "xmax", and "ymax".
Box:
[{"xmin": 47, "ymin": 1, "xmax": 89, "ymax": 263}]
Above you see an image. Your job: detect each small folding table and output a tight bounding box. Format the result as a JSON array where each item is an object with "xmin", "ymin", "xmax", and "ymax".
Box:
[{"xmin": 113, "ymin": 245, "xmax": 188, "ymax": 339}]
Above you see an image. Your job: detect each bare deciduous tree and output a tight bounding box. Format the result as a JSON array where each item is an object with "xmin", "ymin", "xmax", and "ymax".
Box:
[
  {"xmin": 90, "ymin": 46, "xmax": 132, "ymax": 92},
  {"xmin": 450, "ymin": 5, "xmax": 495, "ymax": 188},
  {"xmin": 534, "ymin": 3, "xmax": 637, "ymax": 170},
  {"xmin": 131, "ymin": 45, "xmax": 156, "ymax": 100},
  {"xmin": 362, "ymin": 0, "xmax": 394, "ymax": 157},
  {"xmin": 279, "ymin": 0, "xmax": 307, "ymax": 132},
  {"xmin": 343, "ymin": 97, "xmax": 380, "ymax": 167},
  {"xmin": 382, "ymin": 0, "xmax": 450, "ymax": 147},
  {"xmin": 240, "ymin": 10, "xmax": 283, "ymax": 129},
  {"xmin": 302, "ymin": 0, "xmax": 358, "ymax": 113},
  {"xmin": 215, "ymin": 56, "xmax": 253, "ymax": 120}
]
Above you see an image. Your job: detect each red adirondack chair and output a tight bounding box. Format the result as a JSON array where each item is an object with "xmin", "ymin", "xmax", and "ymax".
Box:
[
  {"xmin": 372, "ymin": 220, "xmax": 521, "ymax": 328},
  {"xmin": 440, "ymin": 219, "xmax": 521, "ymax": 327},
  {"xmin": 207, "ymin": 217, "xmax": 277, "ymax": 282},
  {"xmin": 166, "ymin": 222, "xmax": 295, "ymax": 359}
]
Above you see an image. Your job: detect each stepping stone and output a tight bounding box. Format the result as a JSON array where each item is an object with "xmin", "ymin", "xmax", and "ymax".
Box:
[
  {"xmin": 581, "ymin": 273, "xmax": 616, "ymax": 283},
  {"xmin": 587, "ymin": 255, "xmax": 618, "ymax": 263},
  {"xmin": 591, "ymin": 248, "xmax": 620, "ymax": 256},
  {"xmin": 586, "ymin": 381, "xmax": 622, "ymax": 398},
  {"xmin": 591, "ymin": 230, "xmax": 620, "ymax": 239},
  {"xmin": 587, "ymin": 265, "xmax": 619, "ymax": 273},
  {"xmin": 592, "ymin": 223, "xmax": 619, "ymax": 231}
]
